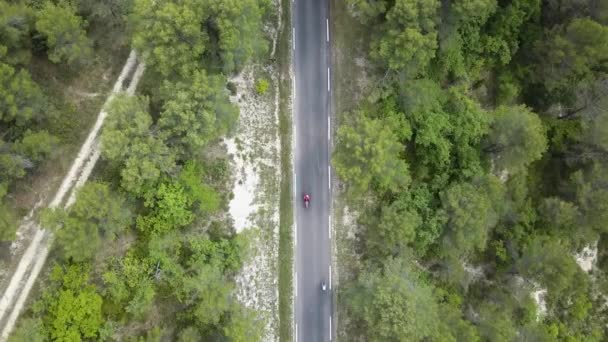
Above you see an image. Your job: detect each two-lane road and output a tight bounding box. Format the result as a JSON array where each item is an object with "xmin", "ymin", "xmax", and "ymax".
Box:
[{"xmin": 293, "ymin": 0, "xmax": 332, "ymax": 341}]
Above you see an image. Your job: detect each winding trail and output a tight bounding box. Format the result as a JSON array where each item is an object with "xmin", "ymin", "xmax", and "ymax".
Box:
[{"xmin": 0, "ymin": 50, "xmax": 145, "ymax": 340}]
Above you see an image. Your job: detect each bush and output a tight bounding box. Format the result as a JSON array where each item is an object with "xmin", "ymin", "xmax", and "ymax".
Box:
[
  {"xmin": 255, "ymin": 78, "xmax": 269, "ymax": 95},
  {"xmin": 227, "ymin": 81, "xmax": 237, "ymax": 96}
]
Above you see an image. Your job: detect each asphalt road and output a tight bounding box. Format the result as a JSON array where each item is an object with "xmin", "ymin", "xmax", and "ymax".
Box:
[{"xmin": 293, "ymin": 0, "xmax": 332, "ymax": 341}]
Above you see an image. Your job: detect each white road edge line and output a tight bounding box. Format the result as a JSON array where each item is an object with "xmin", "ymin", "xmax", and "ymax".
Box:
[
  {"xmin": 295, "ymin": 271, "xmax": 298, "ymax": 296},
  {"xmin": 330, "ymin": 316, "xmax": 332, "ymax": 341},
  {"xmin": 329, "ymin": 265, "xmax": 332, "ymax": 289},
  {"xmin": 326, "ymin": 18, "xmax": 329, "ymax": 42},
  {"xmin": 295, "ymin": 324, "xmax": 298, "ymax": 342},
  {"xmin": 328, "ymin": 166, "xmax": 331, "ymax": 189},
  {"xmin": 327, "ymin": 67, "xmax": 330, "ymax": 91},
  {"xmin": 292, "ymin": 27, "xmax": 295, "ymax": 50},
  {"xmin": 327, "ymin": 116, "xmax": 330, "ymax": 141}
]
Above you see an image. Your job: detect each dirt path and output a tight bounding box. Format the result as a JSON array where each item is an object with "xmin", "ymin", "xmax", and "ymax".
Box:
[{"xmin": 0, "ymin": 51, "xmax": 145, "ymax": 340}]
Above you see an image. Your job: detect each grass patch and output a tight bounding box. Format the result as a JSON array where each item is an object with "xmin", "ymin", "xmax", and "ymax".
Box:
[{"xmin": 276, "ymin": 0, "xmax": 293, "ymax": 340}]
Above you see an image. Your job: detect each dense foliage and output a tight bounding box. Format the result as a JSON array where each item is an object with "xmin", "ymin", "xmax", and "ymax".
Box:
[
  {"xmin": 337, "ymin": 0, "xmax": 608, "ymax": 340},
  {"xmin": 3, "ymin": 0, "xmax": 270, "ymax": 340}
]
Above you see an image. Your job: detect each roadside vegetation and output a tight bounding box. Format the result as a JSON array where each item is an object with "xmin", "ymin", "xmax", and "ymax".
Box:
[
  {"xmin": 335, "ymin": 0, "xmax": 608, "ymax": 340},
  {"xmin": 2, "ymin": 0, "xmax": 273, "ymax": 340}
]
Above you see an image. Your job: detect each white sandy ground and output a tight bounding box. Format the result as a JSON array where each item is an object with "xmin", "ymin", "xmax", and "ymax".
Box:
[
  {"xmin": 531, "ymin": 285, "xmax": 548, "ymax": 319},
  {"xmin": 575, "ymin": 243, "xmax": 598, "ymax": 273},
  {"xmin": 229, "ymin": 63, "xmax": 282, "ymax": 341},
  {"xmin": 229, "ymin": 1, "xmax": 284, "ymax": 340},
  {"xmin": 0, "ymin": 51, "xmax": 144, "ymax": 340}
]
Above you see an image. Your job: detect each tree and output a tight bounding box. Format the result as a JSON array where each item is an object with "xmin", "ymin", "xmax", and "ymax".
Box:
[
  {"xmin": 0, "ymin": 201, "xmax": 17, "ymax": 241},
  {"xmin": 136, "ymin": 181, "xmax": 194, "ymax": 235},
  {"xmin": 13, "ymin": 130, "xmax": 57, "ymax": 164},
  {"xmin": 371, "ymin": 0, "xmax": 440, "ymax": 75},
  {"xmin": 517, "ymin": 236, "xmax": 582, "ymax": 295},
  {"xmin": 0, "ymin": 62, "xmax": 45, "ymax": 125},
  {"xmin": 365, "ymin": 196, "xmax": 422, "ymax": 259},
  {"xmin": 182, "ymin": 262, "xmax": 233, "ymax": 327},
  {"xmin": 537, "ymin": 197, "xmax": 595, "ymax": 247},
  {"xmin": 102, "ymin": 253, "xmax": 156, "ymax": 320},
  {"xmin": 223, "ymin": 305, "xmax": 264, "ymax": 342},
  {"xmin": 35, "ymin": 2, "xmax": 93, "ymax": 64},
  {"xmin": 35, "ymin": 264, "xmax": 103, "ymax": 341},
  {"xmin": 398, "ymin": 79, "xmax": 452, "ymax": 172},
  {"xmin": 479, "ymin": 0, "xmax": 540, "ymax": 65},
  {"xmin": 159, "ymin": 70, "xmax": 238, "ymax": 155},
  {"xmin": 333, "ymin": 110, "xmax": 410, "ymax": 195},
  {"xmin": 78, "ymin": 0, "xmax": 133, "ymax": 28},
  {"xmin": 42, "ymin": 182, "xmax": 132, "ymax": 262},
  {"xmin": 177, "ymin": 327, "xmax": 201, "ymax": 342},
  {"xmin": 130, "ymin": 0, "xmax": 206, "ymax": 76},
  {"xmin": 440, "ymin": 181, "xmax": 498, "ymax": 259},
  {"xmin": 178, "ymin": 161, "xmax": 220, "ymax": 214},
  {"xmin": 205, "ymin": 0, "xmax": 269, "ymax": 73},
  {"xmin": 131, "ymin": 0, "xmax": 268, "ymax": 75},
  {"xmin": 475, "ymin": 301, "xmax": 517, "ymax": 342},
  {"xmin": 101, "ymin": 94, "xmax": 176, "ymax": 196},
  {"xmin": 344, "ymin": 0, "xmax": 388, "ymax": 23},
  {"xmin": 445, "ymin": 86, "xmax": 490, "ymax": 178},
  {"xmin": 537, "ymin": 18, "xmax": 608, "ymax": 98},
  {"xmin": 345, "ymin": 257, "xmax": 440, "ymax": 341},
  {"xmin": 484, "ymin": 105, "xmax": 547, "ymax": 173},
  {"xmin": 572, "ymin": 163, "xmax": 608, "ymax": 235},
  {"xmin": 0, "ymin": 2, "xmax": 34, "ymax": 65}
]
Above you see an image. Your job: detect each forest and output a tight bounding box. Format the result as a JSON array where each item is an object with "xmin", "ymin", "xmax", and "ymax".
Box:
[
  {"xmin": 335, "ymin": 0, "xmax": 608, "ymax": 340},
  {"xmin": 1, "ymin": 0, "xmax": 271, "ymax": 340}
]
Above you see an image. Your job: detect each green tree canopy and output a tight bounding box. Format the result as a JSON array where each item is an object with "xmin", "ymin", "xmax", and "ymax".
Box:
[
  {"xmin": 0, "ymin": 62, "xmax": 45, "ymax": 125},
  {"xmin": 572, "ymin": 163, "xmax": 608, "ymax": 235},
  {"xmin": 484, "ymin": 105, "xmax": 548, "ymax": 173},
  {"xmin": 537, "ymin": 18, "xmax": 608, "ymax": 98},
  {"xmin": 35, "ymin": 2, "xmax": 93, "ymax": 64},
  {"xmin": 35, "ymin": 264, "xmax": 103, "ymax": 341},
  {"xmin": 102, "ymin": 253, "xmax": 156, "ymax": 320},
  {"xmin": 131, "ymin": 0, "xmax": 268, "ymax": 75},
  {"xmin": 205, "ymin": 0, "xmax": 269, "ymax": 73},
  {"xmin": 178, "ymin": 161, "xmax": 220, "ymax": 214},
  {"xmin": 517, "ymin": 236, "xmax": 582, "ymax": 295},
  {"xmin": 101, "ymin": 94, "xmax": 176, "ymax": 196},
  {"xmin": 0, "ymin": 2, "xmax": 34, "ymax": 65},
  {"xmin": 333, "ymin": 110, "xmax": 410, "ymax": 195},
  {"xmin": 344, "ymin": 0, "xmax": 388, "ymax": 23},
  {"xmin": 42, "ymin": 182, "xmax": 132, "ymax": 262},
  {"xmin": 440, "ymin": 181, "xmax": 498, "ymax": 259},
  {"xmin": 222, "ymin": 305, "xmax": 264, "ymax": 342},
  {"xmin": 159, "ymin": 70, "xmax": 238, "ymax": 155},
  {"xmin": 398, "ymin": 79, "xmax": 452, "ymax": 171},
  {"xmin": 371, "ymin": 0, "xmax": 440, "ymax": 75},
  {"xmin": 0, "ymin": 200, "xmax": 17, "ymax": 241},
  {"xmin": 365, "ymin": 195, "xmax": 422, "ymax": 259},
  {"xmin": 136, "ymin": 181, "xmax": 194, "ymax": 235},
  {"xmin": 345, "ymin": 257, "xmax": 440, "ymax": 341},
  {"xmin": 131, "ymin": 0, "xmax": 207, "ymax": 76}
]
